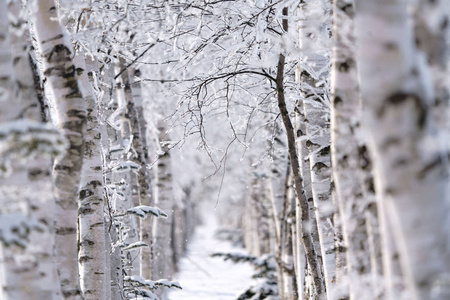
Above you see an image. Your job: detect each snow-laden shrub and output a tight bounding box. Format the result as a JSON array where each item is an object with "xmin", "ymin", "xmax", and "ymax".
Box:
[{"xmin": 211, "ymin": 252, "xmax": 278, "ymax": 300}]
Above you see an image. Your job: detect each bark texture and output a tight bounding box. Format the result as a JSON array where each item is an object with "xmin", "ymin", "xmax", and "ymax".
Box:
[
  {"xmin": 0, "ymin": 2, "xmax": 61, "ymax": 298},
  {"xmin": 76, "ymin": 53, "xmax": 107, "ymax": 300},
  {"xmin": 330, "ymin": 0, "xmax": 375, "ymax": 298},
  {"xmin": 31, "ymin": 0, "xmax": 87, "ymax": 297},
  {"xmin": 299, "ymin": 1, "xmax": 336, "ymax": 296},
  {"xmin": 277, "ymin": 8, "xmax": 326, "ymax": 299}
]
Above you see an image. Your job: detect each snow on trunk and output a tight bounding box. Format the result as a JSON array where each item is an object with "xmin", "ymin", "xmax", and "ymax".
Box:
[
  {"xmin": 355, "ymin": 0, "xmax": 450, "ymax": 298},
  {"xmin": 30, "ymin": 0, "xmax": 87, "ymax": 297}
]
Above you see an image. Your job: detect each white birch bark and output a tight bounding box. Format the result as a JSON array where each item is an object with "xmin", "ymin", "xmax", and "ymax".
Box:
[
  {"xmin": 30, "ymin": 0, "xmax": 87, "ymax": 297},
  {"xmin": 358, "ymin": 145, "xmax": 384, "ymax": 293},
  {"xmin": 0, "ymin": 2, "xmax": 61, "ymax": 298},
  {"xmin": 299, "ymin": 1, "xmax": 336, "ymax": 296},
  {"xmin": 413, "ymin": 8, "xmax": 450, "ymax": 284},
  {"xmin": 8, "ymin": 1, "xmax": 42, "ymax": 122},
  {"xmin": 153, "ymin": 121, "xmax": 175, "ymax": 280},
  {"xmin": 75, "ymin": 53, "xmax": 107, "ymax": 300},
  {"xmin": 126, "ymin": 67, "xmax": 154, "ymax": 280},
  {"xmin": 413, "ymin": 0, "xmax": 449, "ymax": 132},
  {"xmin": 295, "ymin": 96, "xmax": 325, "ymax": 299},
  {"xmin": 101, "ymin": 66, "xmax": 123, "ymax": 300},
  {"xmin": 0, "ymin": 2, "xmax": 17, "ymax": 123},
  {"xmin": 114, "ymin": 60, "xmax": 141, "ymax": 281},
  {"xmin": 268, "ymin": 133, "xmax": 289, "ymax": 298},
  {"xmin": 247, "ymin": 173, "xmax": 272, "ymax": 257},
  {"xmin": 130, "ymin": 68, "xmax": 154, "ymax": 279},
  {"xmin": 330, "ymin": 0, "xmax": 374, "ymax": 298},
  {"xmin": 268, "ymin": 154, "xmax": 286, "ymax": 248},
  {"xmin": 277, "ymin": 8, "xmax": 327, "ymax": 298},
  {"xmin": 355, "ymin": 0, "xmax": 450, "ymax": 298},
  {"xmin": 243, "ymin": 184, "xmax": 255, "ymax": 255},
  {"xmin": 280, "ymin": 168, "xmax": 295, "ymax": 299}
]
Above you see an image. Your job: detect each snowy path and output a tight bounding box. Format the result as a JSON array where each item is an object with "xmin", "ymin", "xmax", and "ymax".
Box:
[{"xmin": 165, "ymin": 213, "xmax": 254, "ymax": 300}]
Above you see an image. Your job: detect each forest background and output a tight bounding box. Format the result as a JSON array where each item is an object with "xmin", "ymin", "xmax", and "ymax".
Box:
[{"xmin": 0, "ymin": 0, "xmax": 450, "ymax": 299}]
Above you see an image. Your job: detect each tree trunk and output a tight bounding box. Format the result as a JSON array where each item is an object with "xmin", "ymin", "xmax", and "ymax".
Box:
[
  {"xmin": 101, "ymin": 65, "xmax": 123, "ymax": 300},
  {"xmin": 0, "ymin": 2, "xmax": 61, "ymax": 298},
  {"xmin": 152, "ymin": 121, "xmax": 175, "ymax": 280},
  {"xmin": 330, "ymin": 0, "xmax": 374, "ymax": 298},
  {"xmin": 295, "ymin": 95, "xmax": 326, "ymax": 300},
  {"xmin": 279, "ymin": 167, "xmax": 296, "ymax": 299},
  {"xmin": 126, "ymin": 67, "xmax": 154, "ymax": 280},
  {"xmin": 299, "ymin": 1, "xmax": 336, "ymax": 296},
  {"xmin": 116, "ymin": 58, "xmax": 142, "ymax": 277},
  {"xmin": 355, "ymin": 0, "xmax": 450, "ymax": 298},
  {"xmin": 75, "ymin": 53, "xmax": 107, "ymax": 300},
  {"xmin": 31, "ymin": 0, "xmax": 87, "ymax": 297},
  {"xmin": 277, "ymin": 7, "xmax": 326, "ymax": 299}
]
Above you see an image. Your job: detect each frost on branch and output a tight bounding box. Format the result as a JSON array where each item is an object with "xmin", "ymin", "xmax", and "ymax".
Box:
[
  {"xmin": 112, "ymin": 160, "xmax": 141, "ymax": 172},
  {"xmin": 124, "ymin": 275, "xmax": 182, "ymax": 290},
  {"xmin": 121, "ymin": 241, "xmax": 149, "ymax": 251},
  {"xmin": 123, "ymin": 275, "xmax": 182, "ymax": 299},
  {"xmin": 0, "ymin": 120, "xmax": 67, "ymax": 175},
  {"xmin": 126, "ymin": 205, "xmax": 168, "ymax": 218},
  {"xmin": 0, "ymin": 212, "xmax": 44, "ymax": 248}
]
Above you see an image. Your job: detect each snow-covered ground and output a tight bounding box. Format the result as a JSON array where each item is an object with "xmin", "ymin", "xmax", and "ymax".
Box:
[{"xmin": 165, "ymin": 211, "xmax": 254, "ymax": 300}]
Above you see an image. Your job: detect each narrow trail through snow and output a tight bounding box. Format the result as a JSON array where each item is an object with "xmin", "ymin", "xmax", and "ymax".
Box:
[{"xmin": 166, "ymin": 211, "xmax": 254, "ymax": 300}]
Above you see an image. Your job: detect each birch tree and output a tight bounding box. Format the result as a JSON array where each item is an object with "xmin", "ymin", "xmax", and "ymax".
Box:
[
  {"xmin": 152, "ymin": 121, "xmax": 175, "ymax": 280},
  {"xmin": 298, "ymin": 1, "xmax": 336, "ymax": 297},
  {"xmin": 0, "ymin": 1, "xmax": 62, "ymax": 298},
  {"xmin": 31, "ymin": 0, "xmax": 87, "ymax": 296},
  {"xmin": 330, "ymin": 0, "xmax": 376, "ymax": 298},
  {"xmin": 275, "ymin": 7, "xmax": 327, "ymax": 299},
  {"xmin": 355, "ymin": 0, "xmax": 450, "ymax": 298},
  {"xmin": 75, "ymin": 53, "xmax": 108, "ymax": 300}
]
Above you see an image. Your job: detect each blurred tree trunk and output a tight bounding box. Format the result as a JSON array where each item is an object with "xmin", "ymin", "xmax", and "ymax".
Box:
[
  {"xmin": 279, "ymin": 167, "xmax": 296, "ymax": 299},
  {"xmin": 0, "ymin": 1, "xmax": 62, "ymax": 298},
  {"xmin": 355, "ymin": 0, "xmax": 450, "ymax": 298},
  {"xmin": 153, "ymin": 121, "xmax": 175, "ymax": 279}
]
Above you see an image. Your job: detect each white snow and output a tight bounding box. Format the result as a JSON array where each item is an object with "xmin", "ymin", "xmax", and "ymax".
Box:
[
  {"xmin": 126, "ymin": 206, "xmax": 168, "ymax": 219},
  {"xmin": 122, "ymin": 241, "xmax": 149, "ymax": 251},
  {"xmin": 165, "ymin": 212, "xmax": 254, "ymax": 300}
]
